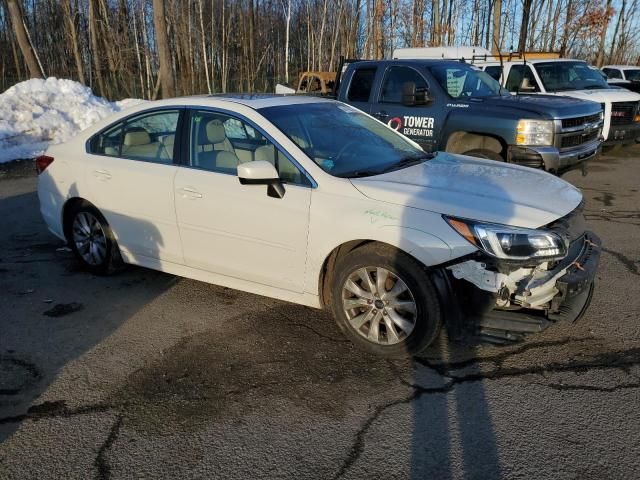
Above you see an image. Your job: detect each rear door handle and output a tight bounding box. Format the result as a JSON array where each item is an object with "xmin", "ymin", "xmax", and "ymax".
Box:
[
  {"xmin": 93, "ymin": 169, "xmax": 112, "ymax": 180},
  {"xmin": 178, "ymin": 186, "xmax": 203, "ymax": 199}
]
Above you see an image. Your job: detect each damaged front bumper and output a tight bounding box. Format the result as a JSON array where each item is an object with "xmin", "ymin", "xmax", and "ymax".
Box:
[{"xmin": 446, "ymin": 231, "xmax": 601, "ymax": 343}]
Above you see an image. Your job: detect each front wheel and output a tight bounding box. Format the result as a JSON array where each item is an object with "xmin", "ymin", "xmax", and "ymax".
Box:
[{"xmin": 330, "ymin": 243, "xmax": 442, "ymax": 357}]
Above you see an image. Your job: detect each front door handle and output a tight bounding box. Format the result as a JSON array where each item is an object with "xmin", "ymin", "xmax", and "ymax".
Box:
[
  {"xmin": 93, "ymin": 169, "xmax": 112, "ymax": 180},
  {"xmin": 373, "ymin": 111, "xmax": 389, "ymax": 121},
  {"xmin": 178, "ymin": 186, "xmax": 203, "ymax": 199}
]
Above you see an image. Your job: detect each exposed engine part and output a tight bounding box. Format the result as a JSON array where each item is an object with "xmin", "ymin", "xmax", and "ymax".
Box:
[{"xmin": 448, "ymin": 259, "xmax": 572, "ymax": 310}]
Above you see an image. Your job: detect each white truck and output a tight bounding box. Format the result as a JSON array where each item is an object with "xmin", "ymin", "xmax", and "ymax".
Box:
[
  {"xmin": 393, "ymin": 48, "xmax": 640, "ymax": 150},
  {"xmin": 480, "ymin": 59, "xmax": 640, "ymax": 150},
  {"xmin": 602, "ymin": 65, "xmax": 640, "ymax": 94}
]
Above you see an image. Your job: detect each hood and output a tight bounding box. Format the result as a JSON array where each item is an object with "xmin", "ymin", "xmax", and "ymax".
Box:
[
  {"xmin": 350, "ymin": 152, "xmax": 583, "ymax": 229},
  {"xmin": 546, "ymin": 88, "xmax": 640, "ymax": 103},
  {"xmin": 474, "ymin": 94, "xmax": 602, "ymax": 119}
]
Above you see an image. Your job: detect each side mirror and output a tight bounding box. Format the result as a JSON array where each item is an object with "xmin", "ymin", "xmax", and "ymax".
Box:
[
  {"xmin": 237, "ymin": 160, "xmax": 285, "ymax": 198},
  {"xmin": 402, "ymin": 82, "xmax": 430, "ymax": 106}
]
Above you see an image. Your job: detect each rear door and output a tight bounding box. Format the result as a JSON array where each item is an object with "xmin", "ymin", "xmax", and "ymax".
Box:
[
  {"xmin": 342, "ymin": 66, "xmax": 377, "ymax": 114},
  {"xmin": 369, "ymin": 65, "xmax": 440, "ymax": 152},
  {"xmin": 85, "ymin": 108, "xmax": 184, "ymax": 264}
]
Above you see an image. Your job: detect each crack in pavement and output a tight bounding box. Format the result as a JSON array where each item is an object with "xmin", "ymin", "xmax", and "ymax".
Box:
[
  {"xmin": 601, "ymin": 247, "xmax": 640, "ymax": 276},
  {"xmin": 333, "ymin": 345, "xmax": 640, "ymax": 479},
  {"xmin": 94, "ymin": 415, "xmax": 123, "ymax": 480},
  {"xmin": 0, "ymin": 400, "xmax": 115, "ymax": 425},
  {"xmin": 532, "ymin": 381, "xmax": 640, "ymax": 393}
]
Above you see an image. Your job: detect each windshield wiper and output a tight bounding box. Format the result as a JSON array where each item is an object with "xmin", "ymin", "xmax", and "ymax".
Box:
[
  {"xmin": 583, "ymin": 85, "xmax": 607, "ymax": 90},
  {"xmin": 378, "ymin": 153, "xmax": 434, "ymax": 174}
]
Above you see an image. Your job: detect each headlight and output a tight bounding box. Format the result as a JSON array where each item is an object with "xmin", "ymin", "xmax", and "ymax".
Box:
[
  {"xmin": 516, "ymin": 119, "xmax": 554, "ymax": 146},
  {"xmin": 445, "ymin": 217, "xmax": 567, "ymax": 261}
]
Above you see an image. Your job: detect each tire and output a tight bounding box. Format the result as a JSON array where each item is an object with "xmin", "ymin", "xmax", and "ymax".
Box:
[
  {"xmin": 65, "ymin": 203, "xmax": 123, "ymax": 275},
  {"xmin": 461, "ymin": 149, "xmax": 504, "ymax": 161},
  {"xmin": 330, "ymin": 243, "xmax": 442, "ymax": 357}
]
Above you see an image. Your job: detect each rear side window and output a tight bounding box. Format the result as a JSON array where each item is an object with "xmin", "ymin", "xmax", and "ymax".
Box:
[
  {"xmin": 485, "ymin": 66, "xmax": 503, "ymax": 82},
  {"xmin": 505, "ymin": 65, "xmax": 540, "ymax": 92},
  {"xmin": 603, "ymin": 68, "xmax": 622, "ymax": 79},
  {"xmin": 89, "ymin": 109, "xmax": 180, "ymax": 164},
  {"xmin": 348, "ymin": 68, "xmax": 377, "ymax": 102},
  {"xmin": 380, "ymin": 66, "xmax": 428, "ymax": 103}
]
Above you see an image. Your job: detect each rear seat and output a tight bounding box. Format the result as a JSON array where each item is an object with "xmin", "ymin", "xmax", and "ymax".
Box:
[{"xmin": 121, "ymin": 130, "xmax": 172, "ymax": 162}]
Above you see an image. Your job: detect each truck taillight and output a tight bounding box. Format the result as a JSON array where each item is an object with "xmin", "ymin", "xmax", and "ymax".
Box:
[{"xmin": 35, "ymin": 155, "xmax": 54, "ymax": 174}]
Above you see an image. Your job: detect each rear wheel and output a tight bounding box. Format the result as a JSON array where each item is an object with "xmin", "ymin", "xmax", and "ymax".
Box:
[
  {"xmin": 462, "ymin": 148, "xmax": 504, "ymax": 161},
  {"xmin": 66, "ymin": 204, "xmax": 122, "ymax": 275},
  {"xmin": 330, "ymin": 243, "xmax": 442, "ymax": 357}
]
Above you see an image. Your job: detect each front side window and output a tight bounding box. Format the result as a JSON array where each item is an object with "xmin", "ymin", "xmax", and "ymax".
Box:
[
  {"xmin": 535, "ymin": 61, "xmax": 609, "ymax": 91},
  {"xmin": 347, "ymin": 68, "xmax": 377, "ymax": 102},
  {"xmin": 90, "ymin": 123, "xmax": 122, "ymax": 157},
  {"xmin": 429, "ymin": 65, "xmax": 504, "ymax": 98},
  {"xmin": 188, "ymin": 110, "xmax": 310, "ymax": 186},
  {"xmin": 260, "ymin": 102, "xmax": 429, "ymax": 178},
  {"xmin": 624, "ymin": 69, "xmax": 640, "ymax": 81},
  {"xmin": 505, "ymin": 65, "xmax": 540, "ymax": 92},
  {"xmin": 380, "ymin": 66, "xmax": 428, "ymax": 103}
]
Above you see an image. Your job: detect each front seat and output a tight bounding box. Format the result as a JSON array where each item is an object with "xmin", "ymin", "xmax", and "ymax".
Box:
[
  {"xmin": 197, "ymin": 119, "xmax": 240, "ymax": 171},
  {"xmin": 201, "ymin": 119, "xmax": 236, "ymax": 154}
]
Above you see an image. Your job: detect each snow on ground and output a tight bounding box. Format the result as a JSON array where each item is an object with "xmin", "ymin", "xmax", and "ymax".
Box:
[{"xmin": 0, "ymin": 78, "xmax": 144, "ymax": 163}]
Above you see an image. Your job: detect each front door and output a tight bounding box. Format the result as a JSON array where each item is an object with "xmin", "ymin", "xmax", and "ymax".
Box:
[
  {"xmin": 369, "ymin": 65, "xmax": 440, "ymax": 152},
  {"xmin": 174, "ymin": 109, "xmax": 313, "ymax": 292}
]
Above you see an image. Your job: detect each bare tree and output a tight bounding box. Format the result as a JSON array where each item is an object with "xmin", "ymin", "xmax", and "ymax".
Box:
[
  {"xmin": 6, "ymin": 0, "xmax": 42, "ymax": 78},
  {"xmin": 152, "ymin": 0, "xmax": 175, "ymax": 98}
]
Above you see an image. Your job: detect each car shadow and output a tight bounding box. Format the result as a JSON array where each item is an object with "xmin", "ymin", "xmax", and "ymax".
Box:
[{"xmin": 0, "ymin": 179, "xmax": 175, "ymax": 443}]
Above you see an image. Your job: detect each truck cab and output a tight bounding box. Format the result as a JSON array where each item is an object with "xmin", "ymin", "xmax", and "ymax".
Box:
[
  {"xmin": 336, "ymin": 59, "xmax": 604, "ymax": 174},
  {"xmin": 481, "ymin": 59, "xmax": 640, "ymax": 149},
  {"xmin": 602, "ymin": 65, "xmax": 640, "ymax": 94}
]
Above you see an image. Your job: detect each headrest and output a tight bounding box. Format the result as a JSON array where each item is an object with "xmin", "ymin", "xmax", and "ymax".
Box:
[
  {"xmin": 124, "ymin": 130, "xmax": 151, "ymax": 146},
  {"xmin": 253, "ymin": 145, "xmax": 275, "ymax": 164},
  {"xmin": 205, "ymin": 119, "xmax": 227, "ymax": 144},
  {"xmin": 162, "ymin": 134, "xmax": 175, "ymax": 147}
]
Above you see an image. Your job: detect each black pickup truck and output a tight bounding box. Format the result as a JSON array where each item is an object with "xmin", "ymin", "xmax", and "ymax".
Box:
[{"xmin": 333, "ymin": 59, "xmax": 604, "ymax": 174}]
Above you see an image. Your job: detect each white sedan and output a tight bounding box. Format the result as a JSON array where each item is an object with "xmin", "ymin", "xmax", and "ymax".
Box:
[{"xmin": 37, "ymin": 95, "xmax": 600, "ymax": 356}]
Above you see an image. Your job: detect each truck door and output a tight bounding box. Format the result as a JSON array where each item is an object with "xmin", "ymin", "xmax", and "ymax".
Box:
[
  {"xmin": 342, "ymin": 66, "xmax": 377, "ymax": 114},
  {"xmin": 369, "ymin": 66, "xmax": 439, "ymax": 152}
]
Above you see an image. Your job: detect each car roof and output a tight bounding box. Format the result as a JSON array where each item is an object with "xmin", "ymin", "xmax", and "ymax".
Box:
[
  {"xmin": 150, "ymin": 93, "xmax": 336, "ymax": 110},
  {"xmin": 603, "ymin": 65, "xmax": 640, "ymax": 69},
  {"xmin": 349, "ymin": 59, "xmax": 472, "ymax": 68}
]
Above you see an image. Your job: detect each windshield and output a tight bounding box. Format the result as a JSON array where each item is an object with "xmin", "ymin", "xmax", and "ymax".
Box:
[
  {"xmin": 259, "ymin": 102, "xmax": 429, "ymax": 178},
  {"xmin": 624, "ymin": 69, "xmax": 640, "ymax": 81},
  {"xmin": 429, "ymin": 65, "xmax": 506, "ymax": 98},
  {"xmin": 535, "ymin": 61, "xmax": 610, "ymax": 91}
]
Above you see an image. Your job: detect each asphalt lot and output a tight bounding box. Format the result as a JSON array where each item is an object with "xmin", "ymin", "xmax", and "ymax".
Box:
[{"xmin": 1, "ymin": 149, "xmax": 639, "ymax": 479}]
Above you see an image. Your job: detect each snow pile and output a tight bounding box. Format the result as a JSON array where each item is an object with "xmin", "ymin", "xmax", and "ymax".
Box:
[{"xmin": 0, "ymin": 78, "xmax": 144, "ymax": 163}]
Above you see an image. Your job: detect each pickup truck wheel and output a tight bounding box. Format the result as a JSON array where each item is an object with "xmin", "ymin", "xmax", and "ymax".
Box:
[
  {"xmin": 462, "ymin": 149, "xmax": 504, "ymax": 161},
  {"xmin": 330, "ymin": 244, "xmax": 442, "ymax": 357},
  {"xmin": 66, "ymin": 204, "xmax": 123, "ymax": 275}
]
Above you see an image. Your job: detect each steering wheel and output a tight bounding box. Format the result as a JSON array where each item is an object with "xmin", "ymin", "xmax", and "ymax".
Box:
[{"xmin": 332, "ymin": 139, "xmax": 361, "ymax": 163}]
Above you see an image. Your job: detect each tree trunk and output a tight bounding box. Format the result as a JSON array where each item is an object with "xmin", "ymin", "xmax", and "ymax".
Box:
[
  {"xmin": 89, "ymin": 0, "xmax": 106, "ymax": 96},
  {"xmin": 517, "ymin": 0, "xmax": 532, "ymax": 53},
  {"xmin": 596, "ymin": 0, "xmax": 613, "ymax": 67},
  {"xmin": 492, "ymin": 0, "xmax": 502, "ymax": 52},
  {"xmin": 6, "ymin": 0, "xmax": 43, "ymax": 78},
  {"xmin": 152, "ymin": 0, "xmax": 175, "ymax": 98},
  {"xmin": 61, "ymin": 0, "xmax": 85, "ymax": 84}
]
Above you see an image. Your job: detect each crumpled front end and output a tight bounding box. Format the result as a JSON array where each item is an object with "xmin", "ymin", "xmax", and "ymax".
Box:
[{"xmin": 445, "ymin": 206, "xmax": 601, "ymax": 343}]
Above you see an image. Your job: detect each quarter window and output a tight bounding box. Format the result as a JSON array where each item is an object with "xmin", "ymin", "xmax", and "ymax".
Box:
[
  {"xmin": 188, "ymin": 110, "xmax": 310, "ymax": 186},
  {"xmin": 380, "ymin": 66, "xmax": 428, "ymax": 103},
  {"xmin": 347, "ymin": 68, "xmax": 377, "ymax": 102},
  {"xmin": 484, "ymin": 66, "xmax": 503, "ymax": 82}
]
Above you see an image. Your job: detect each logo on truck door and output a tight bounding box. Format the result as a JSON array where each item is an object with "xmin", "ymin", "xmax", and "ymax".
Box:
[{"xmin": 387, "ymin": 116, "xmax": 435, "ymax": 137}]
